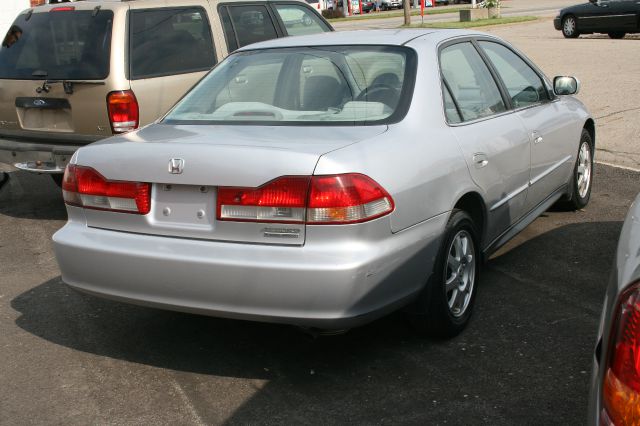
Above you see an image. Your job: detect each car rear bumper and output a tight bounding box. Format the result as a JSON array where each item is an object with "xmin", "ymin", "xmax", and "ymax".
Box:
[
  {"xmin": 53, "ymin": 212, "xmax": 447, "ymax": 328},
  {"xmin": 554, "ymin": 17, "xmax": 561, "ymax": 30},
  {"xmin": 0, "ymin": 135, "xmax": 99, "ymax": 174}
]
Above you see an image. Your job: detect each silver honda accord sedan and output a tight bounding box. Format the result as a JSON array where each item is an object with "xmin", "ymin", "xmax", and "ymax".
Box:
[
  {"xmin": 588, "ymin": 193, "xmax": 640, "ymax": 425},
  {"xmin": 53, "ymin": 29, "xmax": 594, "ymax": 336}
]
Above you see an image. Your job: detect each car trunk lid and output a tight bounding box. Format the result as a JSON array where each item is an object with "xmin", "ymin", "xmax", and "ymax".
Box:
[{"xmin": 73, "ymin": 124, "xmax": 387, "ymax": 245}]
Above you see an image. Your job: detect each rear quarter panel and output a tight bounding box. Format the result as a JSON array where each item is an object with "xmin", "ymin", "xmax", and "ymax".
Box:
[{"xmin": 314, "ymin": 38, "xmax": 477, "ymax": 234}]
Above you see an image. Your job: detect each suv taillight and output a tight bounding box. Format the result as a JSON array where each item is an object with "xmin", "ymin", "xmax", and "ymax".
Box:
[
  {"xmin": 602, "ymin": 281, "xmax": 640, "ymax": 426},
  {"xmin": 107, "ymin": 90, "xmax": 139, "ymax": 133},
  {"xmin": 62, "ymin": 165, "xmax": 151, "ymax": 214},
  {"xmin": 217, "ymin": 173, "xmax": 394, "ymax": 224}
]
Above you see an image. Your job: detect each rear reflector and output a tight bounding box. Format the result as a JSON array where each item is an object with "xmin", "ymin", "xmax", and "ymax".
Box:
[
  {"xmin": 62, "ymin": 165, "xmax": 151, "ymax": 214},
  {"xmin": 217, "ymin": 174, "xmax": 394, "ymax": 224},
  {"xmin": 603, "ymin": 281, "xmax": 640, "ymax": 426},
  {"xmin": 107, "ymin": 90, "xmax": 139, "ymax": 133}
]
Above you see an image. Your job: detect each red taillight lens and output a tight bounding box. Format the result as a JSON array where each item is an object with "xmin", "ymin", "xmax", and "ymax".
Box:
[
  {"xmin": 603, "ymin": 282, "xmax": 640, "ymax": 426},
  {"xmin": 50, "ymin": 6, "xmax": 75, "ymax": 12},
  {"xmin": 217, "ymin": 176, "xmax": 310, "ymax": 223},
  {"xmin": 216, "ymin": 173, "xmax": 394, "ymax": 224},
  {"xmin": 307, "ymin": 174, "xmax": 394, "ymax": 224},
  {"xmin": 107, "ymin": 90, "xmax": 139, "ymax": 134},
  {"xmin": 62, "ymin": 165, "xmax": 151, "ymax": 214}
]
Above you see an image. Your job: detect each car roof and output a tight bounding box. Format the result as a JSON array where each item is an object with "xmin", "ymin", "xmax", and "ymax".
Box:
[{"xmin": 236, "ymin": 29, "xmax": 490, "ymax": 51}]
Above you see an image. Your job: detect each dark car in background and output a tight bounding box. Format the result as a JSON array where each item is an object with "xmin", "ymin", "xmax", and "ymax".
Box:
[{"xmin": 554, "ymin": 0, "xmax": 640, "ymax": 39}]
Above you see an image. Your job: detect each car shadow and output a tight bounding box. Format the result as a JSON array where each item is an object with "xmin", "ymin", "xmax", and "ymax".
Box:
[
  {"xmin": 10, "ymin": 220, "xmax": 623, "ymax": 424},
  {"xmin": 0, "ymin": 170, "xmax": 67, "ymax": 221}
]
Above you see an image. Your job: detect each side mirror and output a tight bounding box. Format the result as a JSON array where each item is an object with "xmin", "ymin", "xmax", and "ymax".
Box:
[{"xmin": 553, "ymin": 76, "xmax": 580, "ymax": 96}]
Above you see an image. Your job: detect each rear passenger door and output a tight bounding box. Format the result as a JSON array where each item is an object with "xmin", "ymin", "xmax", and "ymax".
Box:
[
  {"xmin": 218, "ymin": 3, "xmax": 281, "ymax": 53},
  {"xmin": 218, "ymin": 2, "xmax": 331, "ymax": 54},
  {"xmin": 440, "ymin": 41, "xmax": 531, "ymax": 244},
  {"xmin": 128, "ymin": 5, "xmax": 217, "ymax": 126}
]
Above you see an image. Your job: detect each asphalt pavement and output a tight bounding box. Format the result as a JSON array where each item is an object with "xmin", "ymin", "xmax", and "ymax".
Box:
[
  {"xmin": 1, "ymin": 163, "xmax": 639, "ymax": 425},
  {"xmin": 2, "ymin": 1, "xmax": 640, "ymax": 423}
]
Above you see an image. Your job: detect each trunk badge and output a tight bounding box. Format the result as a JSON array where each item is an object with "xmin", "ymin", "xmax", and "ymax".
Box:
[{"xmin": 168, "ymin": 158, "xmax": 185, "ymax": 174}]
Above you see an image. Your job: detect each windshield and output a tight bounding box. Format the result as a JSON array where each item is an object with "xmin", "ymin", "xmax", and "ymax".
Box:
[
  {"xmin": 0, "ymin": 9, "xmax": 113, "ymax": 80},
  {"xmin": 164, "ymin": 46, "xmax": 416, "ymax": 126}
]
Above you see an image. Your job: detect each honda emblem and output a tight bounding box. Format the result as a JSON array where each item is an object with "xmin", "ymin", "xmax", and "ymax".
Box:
[{"xmin": 168, "ymin": 158, "xmax": 185, "ymax": 174}]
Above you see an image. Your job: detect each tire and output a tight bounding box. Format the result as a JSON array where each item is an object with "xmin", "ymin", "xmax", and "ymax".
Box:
[
  {"xmin": 51, "ymin": 174, "xmax": 63, "ymax": 188},
  {"xmin": 562, "ymin": 15, "xmax": 579, "ymax": 38},
  {"xmin": 558, "ymin": 129, "xmax": 594, "ymax": 210},
  {"xmin": 409, "ymin": 209, "xmax": 480, "ymax": 338},
  {"xmin": 608, "ymin": 32, "xmax": 626, "ymax": 39}
]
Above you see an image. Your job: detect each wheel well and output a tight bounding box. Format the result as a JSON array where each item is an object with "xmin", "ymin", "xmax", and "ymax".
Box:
[
  {"xmin": 584, "ymin": 119, "xmax": 596, "ymax": 149},
  {"xmin": 453, "ymin": 192, "xmax": 486, "ymax": 244}
]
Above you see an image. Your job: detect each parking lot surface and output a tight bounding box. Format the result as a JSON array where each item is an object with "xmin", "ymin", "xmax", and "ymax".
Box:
[
  {"xmin": 2, "ymin": 5, "xmax": 640, "ymax": 425},
  {"xmin": 1, "ymin": 164, "xmax": 639, "ymax": 425}
]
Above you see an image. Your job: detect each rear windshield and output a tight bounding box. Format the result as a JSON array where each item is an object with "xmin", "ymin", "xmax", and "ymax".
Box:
[
  {"xmin": 164, "ymin": 46, "xmax": 416, "ymax": 126},
  {"xmin": 0, "ymin": 9, "xmax": 113, "ymax": 80}
]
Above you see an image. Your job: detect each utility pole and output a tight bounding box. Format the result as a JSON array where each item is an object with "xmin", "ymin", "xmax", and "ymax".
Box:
[{"xmin": 403, "ymin": 0, "xmax": 411, "ymax": 25}]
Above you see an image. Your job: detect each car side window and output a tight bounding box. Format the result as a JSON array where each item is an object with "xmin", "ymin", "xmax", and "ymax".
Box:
[
  {"xmin": 478, "ymin": 41, "xmax": 549, "ymax": 109},
  {"xmin": 129, "ymin": 7, "xmax": 216, "ymax": 79},
  {"xmin": 220, "ymin": 5, "xmax": 278, "ymax": 53},
  {"xmin": 443, "ymin": 83, "xmax": 462, "ymax": 124},
  {"xmin": 273, "ymin": 4, "xmax": 329, "ymax": 36},
  {"xmin": 440, "ymin": 42, "xmax": 506, "ymax": 123}
]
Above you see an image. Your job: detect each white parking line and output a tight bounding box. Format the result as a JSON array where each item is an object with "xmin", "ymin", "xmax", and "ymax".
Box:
[{"xmin": 596, "ymin": 161, "xmax": 640, "ymax": 173}]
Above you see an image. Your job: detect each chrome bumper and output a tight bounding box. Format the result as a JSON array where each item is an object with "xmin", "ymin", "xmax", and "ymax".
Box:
[{"xmin": 0, "ymin": 136, "xmax": 96, "ymax": 174}]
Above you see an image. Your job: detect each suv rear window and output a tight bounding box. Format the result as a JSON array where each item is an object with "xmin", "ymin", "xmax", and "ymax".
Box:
[
  {"xmin": 129, "ymin": 7, "xmax": 216, "ymax": 79},
  {"xmin": 0, "ymin": 9, "xmax": 113, "ymax": 80}
]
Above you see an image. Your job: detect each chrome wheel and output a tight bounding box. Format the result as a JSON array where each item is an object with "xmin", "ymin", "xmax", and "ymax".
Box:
[
  {"xmin": 445, "ymin": 230, "xmax": 476, "ymax": 318},
  {"xmin": 563, "ymin": 16, "xmax": 577, "ymax": 37},
  {"xmin": 577, "ymin": 141, "xmax": 592, "ymax": 199}
]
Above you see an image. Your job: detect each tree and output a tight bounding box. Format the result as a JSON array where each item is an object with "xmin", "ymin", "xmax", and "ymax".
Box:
[{"xmin": 403, "ymin": 0, "xmax": 411, "ymax": 25}]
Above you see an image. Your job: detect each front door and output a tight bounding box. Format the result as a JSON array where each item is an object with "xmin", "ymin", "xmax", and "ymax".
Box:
[
  {"xmin": 477, "ymin": 41, "xmax": 575, "ymax": 212},
  {"xmin": 580, "ymin": 0, "xmax": 637, "ymax": 32}
]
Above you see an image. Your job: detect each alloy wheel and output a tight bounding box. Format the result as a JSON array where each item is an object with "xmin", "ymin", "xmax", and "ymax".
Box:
[
  {"xmin": 445, "ymin": 230, "xmax": 476, "ymax": 317},
  {"xmin": 577, "ymin": 141, "xmax": 592, "ymax": 199}
]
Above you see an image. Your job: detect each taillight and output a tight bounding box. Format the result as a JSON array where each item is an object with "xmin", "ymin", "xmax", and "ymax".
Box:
[
  {"xmin": 107, "ymin": 90, "xmax": 139, "ymax": 133},
  {"xmin": 603, "ymin": 281, "xmax": 640, "ymax": 426},
  {"xmin": 50, "ymin": 6, "xmax": 75, "ymax": 12},
  {"xmin": 216, "ymin": 173, "xmax": 394, "ymax": 224},
  {"xmin": 62, "ymin": 164, "xmax": 151, "ymax": 214},
  {"xmin": 307, "ymin": 174, "xmax": 394, "ymax": 224},
  {"xmin": 217, "ymin": 176, "xmax": 309, "ymax": 223}
]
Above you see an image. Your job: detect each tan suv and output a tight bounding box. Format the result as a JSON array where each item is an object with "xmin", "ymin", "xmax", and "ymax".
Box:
[{"xmin": 0, "ymin": 0, "xmax": 332, "ymax": 184}]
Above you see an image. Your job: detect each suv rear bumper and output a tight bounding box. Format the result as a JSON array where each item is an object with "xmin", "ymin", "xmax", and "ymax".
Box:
[{"xmin": 0, "ymin": 136, "xmax": 98, "ymax": 173}]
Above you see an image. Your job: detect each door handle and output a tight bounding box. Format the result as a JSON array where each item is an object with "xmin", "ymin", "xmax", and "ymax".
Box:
[
  {"xmin": 532, "ymin": 131, "xmax": 543, "ymax": 144},
  {"xmin": 473, "ymin": 153, "xmax": 489, "ymax": 169}
]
